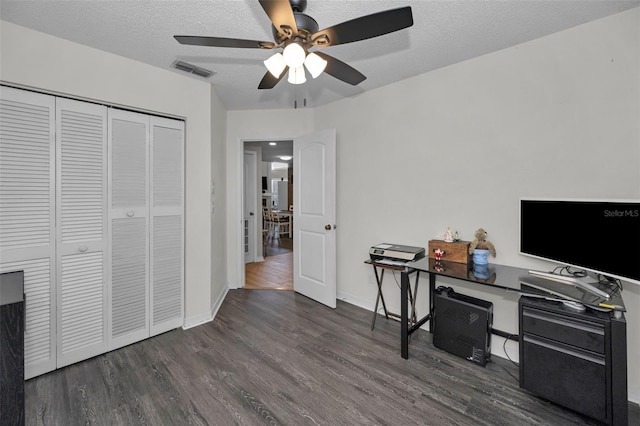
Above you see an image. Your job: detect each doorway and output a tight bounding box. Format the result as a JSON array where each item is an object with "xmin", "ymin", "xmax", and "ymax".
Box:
[
  {"xmin": 243, "ymin": 140, "xmax": 293, "ymax": 290},
  {"xmin": 245, "ymin": 237, "xmax": 293, "ymax": 289}
]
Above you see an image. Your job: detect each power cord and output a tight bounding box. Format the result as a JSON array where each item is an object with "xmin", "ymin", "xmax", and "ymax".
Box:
[
  {"xmin": 550, "ymin": 265, "xmax": 622, "ymax": 294},
  {"xmin": 596, "ymin": 274, "xmax": 623, "ymax": 292},
  {"xmin": 551, "ymin": 265, "xmax": 587, "ymax": 278},
  {"xmin": 501, "ymin": 334, "xmax": 520, "ymax": 383}
]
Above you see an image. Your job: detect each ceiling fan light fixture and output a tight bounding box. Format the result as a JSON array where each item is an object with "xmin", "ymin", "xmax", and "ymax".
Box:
[
  {"xmin": 282, "ymin": 42, "xmax": 306, "ymax": 68},
  {"xmin": 264, "ymin": 53, "xmax": 287, "ymax": 78},
  {"xmin": 288, "ymin": 65, "xmax": 306, "ymax": 85},
  {"xmin": 304, "ymin": 52, "xmax": 327, "ymax": 79}
]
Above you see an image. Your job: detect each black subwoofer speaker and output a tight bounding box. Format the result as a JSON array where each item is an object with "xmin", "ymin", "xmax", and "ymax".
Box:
[{"xmin": 433, "ymin": 286, "xmax": 493, "ymax": 366}]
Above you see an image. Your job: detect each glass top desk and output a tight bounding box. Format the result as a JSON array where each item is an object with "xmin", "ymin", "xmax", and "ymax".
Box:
[{"xmin": 369, "ymin": 257, "xmax": 625, "ymax": 359}]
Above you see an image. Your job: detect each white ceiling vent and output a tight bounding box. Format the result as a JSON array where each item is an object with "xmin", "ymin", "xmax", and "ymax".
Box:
[{"xmin": 171, "ymin": 60, "xmax": 215, "ymax": 78}]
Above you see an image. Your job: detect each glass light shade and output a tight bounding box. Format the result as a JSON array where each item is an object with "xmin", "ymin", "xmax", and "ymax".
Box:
[
  {"xmin": 287, "ymin": 66, "xmax": 306, "ymax": 84},
  {"xmin": 264, "ymin": 53, "xmax": 286, "ymax": 78},
  {"xmin": 282, "ymin": 43, "xmax": 306, "ymax": 68},
  {"xmin": 304, "ymin": 52, "xmax": 327, "ymax": 79}
]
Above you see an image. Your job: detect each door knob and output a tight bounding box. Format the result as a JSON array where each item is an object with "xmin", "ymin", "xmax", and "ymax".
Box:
[
  {"xmin": 325, "ymin": 224, "xmax": 332, "ymax": 230},
  {"xmin": 249, "ymin": 212, "xmax": 254, "ymax": 216}
]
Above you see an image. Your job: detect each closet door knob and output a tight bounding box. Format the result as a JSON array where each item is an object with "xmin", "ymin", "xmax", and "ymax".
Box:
[
  {"xmin": 79, "ymin": 246, "xmax": 88, "ymax": 252},
  {"xmin": 127, "ymin": 210, "xmax": 135, "ymax": 217}
]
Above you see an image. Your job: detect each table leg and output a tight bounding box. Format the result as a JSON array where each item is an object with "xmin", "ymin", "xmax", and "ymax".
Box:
[
  {"xmin": 401, "ymin": 269, "xmax": 409, "ymax": 359},
  {"xmin": 410, "ymin": 271, "xmax": 420, "ymax": 326},
  {"xmin": 429, "ymin": 272, "xmax": 436, "ymax": 333},
  {"xmin": 371, "ymin": 266, "xmax": 389, "ymax": 330}
]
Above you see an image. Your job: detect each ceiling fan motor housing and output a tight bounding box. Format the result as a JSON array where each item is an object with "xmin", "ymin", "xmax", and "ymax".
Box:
[
  {"xmin": 290, "ymin": 0, "xmax": 307, "ymax": 13},
  {"xmin": 272, "ymin": 12, "xmax": 319, "ymax": 46}
]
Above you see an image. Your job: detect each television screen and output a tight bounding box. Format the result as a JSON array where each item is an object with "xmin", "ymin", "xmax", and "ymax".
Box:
[{"xmin": 520, "ymin": 198, "xmax": 640, "ymax": 285}]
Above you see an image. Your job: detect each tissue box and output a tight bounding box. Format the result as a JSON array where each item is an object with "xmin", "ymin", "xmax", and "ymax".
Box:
[{"xmin": 428, "ymin": 240, "xmax": 471, "ymax": 264}]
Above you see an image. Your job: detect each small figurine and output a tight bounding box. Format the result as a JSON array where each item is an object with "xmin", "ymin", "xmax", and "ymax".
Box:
[
  {"xmin": 434, "ymin": 248, "xmax": 445, "ymax": 261},
  {"xmin": 453, "ymin": 230, "xmax": 461, "ymax": 242},
  {"xmin": 444, "ymin": 227, "xmax": 454, "ymax": 242}
]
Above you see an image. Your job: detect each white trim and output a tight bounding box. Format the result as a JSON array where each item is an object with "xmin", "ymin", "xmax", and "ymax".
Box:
[
  {"xmin": 243, "ymin": 150, "xmax": 258, "ymax": 264},
  {"xmin": 0, "ymin": 82, "xmax": 186, "ymax": 121},
  {"xmin": 236, "ymin": 136, "xmax": 294, "ymax": 288},
  {"xmin": 337, "ymin": 290, "xmax": 372, "ymax": 312},
  {"xmin": 182, "ymin": 287, "xmax": 229, "ymax": 330}
]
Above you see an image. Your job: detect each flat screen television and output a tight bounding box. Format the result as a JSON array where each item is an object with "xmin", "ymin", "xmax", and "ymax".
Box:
[{"xmin": 520, "ymin": 198, "xmax": 640, "ymax": 286}]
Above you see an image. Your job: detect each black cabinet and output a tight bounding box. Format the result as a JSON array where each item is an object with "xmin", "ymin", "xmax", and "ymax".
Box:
[
  {"xmin": 519, "ymin": 296, "xmax": 627, "ymax": 425},
  {"xmin": 0, "ymin": 270, "xmax": 25, "ymax": 426}
]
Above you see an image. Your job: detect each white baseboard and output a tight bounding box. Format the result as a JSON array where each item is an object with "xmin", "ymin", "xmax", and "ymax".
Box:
[
  {"xmin": 337, "ymin": 290, "xmax": 373, "ymax": 312},
  {"xmin": 210, "ymin": 286, "xmax": 229, "ymax": 320},
  {"xmin": 182, "ymin": 310, "xmax": 213, "ymax": 330},
  {"xmin": 182, "ymin": 287, "xmax": 229, "ymax": 330}
]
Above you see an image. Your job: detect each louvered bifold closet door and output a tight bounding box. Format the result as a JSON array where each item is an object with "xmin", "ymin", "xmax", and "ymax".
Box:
[
  {"xmin": 108, "ymin": 109, "xmax": 149, "ymax": 350},
  {"xmin": 0, "ymin": 87, "xmax": 57, "ymax": 379},
  {"xmin": 55, "ymin": 98, "xmax": 108, "ymax": 368},
  {"xmin": 150, "ymin": 117, "xmax": 184, "ymax": 336}
]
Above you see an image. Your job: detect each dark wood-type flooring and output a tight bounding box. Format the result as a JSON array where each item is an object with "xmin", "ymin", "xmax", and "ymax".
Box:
[{"xmin": 25, "ymin": 289, "xmax": 639, "ymax": 425}]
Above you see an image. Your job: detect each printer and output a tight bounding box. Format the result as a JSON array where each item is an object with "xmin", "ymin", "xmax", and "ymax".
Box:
[{"xmin": 369, "ymin": 243, "xmax": 426, "ymax": 262}]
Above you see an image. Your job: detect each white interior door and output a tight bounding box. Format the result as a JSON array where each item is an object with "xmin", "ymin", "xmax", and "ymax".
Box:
[
  {"xmin": 243, "ymin": 151, "xmax": 257, "ymax": 263},
  {"xmin": 108, "ymin": 109, "xmax": 150, "ymax": 350},
  {"xmin": 56, "ymin": 98, "xmax": 108, "ymax": 368},
  {"xmin": 0, "ymin": 87, "xmax": 57, "ymax": 379},
  {"xmin": 293, "ymin": 128, "xmax": 336, "ymax": 308},
  {"xmin": 149, "ymin": 116, "xmax": 184, "ymax": 336}
]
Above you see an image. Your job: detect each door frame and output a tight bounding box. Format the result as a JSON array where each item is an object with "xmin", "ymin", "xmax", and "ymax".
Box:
[
  {"xmin": 236, "ymin": 137, "xmax": 292, "ymax": 287},
  {"xmin": 243, "ymin": 150, "xmax": 258, "ymax": 264}
]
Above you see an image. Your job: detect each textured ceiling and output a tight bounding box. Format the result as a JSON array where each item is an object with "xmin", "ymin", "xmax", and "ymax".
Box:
[{"xmin": 1, "ymin": 0, "xmax": 639, "ymax": 111}]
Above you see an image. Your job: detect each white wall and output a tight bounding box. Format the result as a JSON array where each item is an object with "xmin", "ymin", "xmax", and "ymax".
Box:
[
  {"xmin": 0, "ymin": 21, "xmax": 217, "ymax": 325},
  {"xmin": 226, "ymin": 7, "xmax": 640, "ymax": 402},
  {"xmin": 210, "ymin": 85, "xmax": 229, "ymax": 321},
  {"xmin": 314, "ymin": 7, "xmax": 640, "ymax": 402}
]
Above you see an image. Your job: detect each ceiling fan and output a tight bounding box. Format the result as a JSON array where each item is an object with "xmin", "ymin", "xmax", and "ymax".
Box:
[{"xmin": 174, "ymin": 0, "xmax": 413, "ymax": 89}]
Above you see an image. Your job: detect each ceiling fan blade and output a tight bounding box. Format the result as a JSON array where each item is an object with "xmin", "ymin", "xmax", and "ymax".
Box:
[
  {"xmin": 314, "ymin": 52, "xmax": 366, "ymax": 86},
  {"xmin": 259, "ymin": 0, "xmax": 298, "ymax": 39},
  {"xmin": 258, "ymin": 67, "xmax": 288, "ymax": 90},
  {"xmin": 174, "ymin": 35, "xmax": 275, "ymax": 49},
  {"xmin": 311, "ymin": 7, "xmax": 413, "ymax": 47}
]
